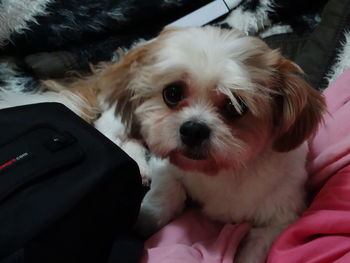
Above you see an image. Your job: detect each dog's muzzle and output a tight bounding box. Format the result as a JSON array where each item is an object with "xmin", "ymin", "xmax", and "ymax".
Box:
[{"xmin": 179, "ymin": 120, "xmax": 211, "ymax": 148}]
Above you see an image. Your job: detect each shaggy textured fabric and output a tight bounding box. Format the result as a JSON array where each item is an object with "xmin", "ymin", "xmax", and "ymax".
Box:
[
  {"xmin": 0, "ymin": 59, "xmax": 39, "ymax": 92},
  {"xmin": 0, "ymin": 0, "xmax": 214, "ymax": 87},
  {"xmin": 1, "ymin": 0, "xmax": 213, "ymax": 55},
  {"xmin": 326, "ymin": 32, "xmax": 350, "ymax": 85},
  {"xmin": 222, "ymin": 0, "xmax": 326, "ymax": 35},
  {"xmin": 0, "ymin": 0, "xmax": 330, "ymax": 92},
  {"xmin": 0, "ymin": 0, "xmax": 53, "ymax": 47}
]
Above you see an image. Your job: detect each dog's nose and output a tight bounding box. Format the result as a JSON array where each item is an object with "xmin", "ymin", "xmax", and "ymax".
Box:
[{"xmin": 180, "ymin": 121, "xmax": 211, "ymax": 147}]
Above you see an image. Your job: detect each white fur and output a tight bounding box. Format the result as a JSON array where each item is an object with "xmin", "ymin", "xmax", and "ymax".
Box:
[
  {"xmin": 94, "ymin": 104, "xmax": 126, "ymax": 145},
  {"xmin": 155, "ymin": 28, "xmax": 260, "ymax": 88},
  {"xmin": 182, "ymin": 144, "xmax": 307, "ymax": 225},
  {"xmin": 326, "ymin": 31, "xmax": 350, "ymax": 87}
]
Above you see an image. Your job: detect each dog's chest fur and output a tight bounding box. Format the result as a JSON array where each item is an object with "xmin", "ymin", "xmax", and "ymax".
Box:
[{"xmin": 180, "ymin": 144, "xmax": 308, "ymax": 225}]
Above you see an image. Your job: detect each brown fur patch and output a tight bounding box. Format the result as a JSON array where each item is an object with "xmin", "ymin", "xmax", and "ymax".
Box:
[
  {"xmin": 272, "ymin": 58, "xmax": 326, "ymax": 152},
  {"xmin": 42, "ymin": 77, "xmax": 101, "ymax": 123}
]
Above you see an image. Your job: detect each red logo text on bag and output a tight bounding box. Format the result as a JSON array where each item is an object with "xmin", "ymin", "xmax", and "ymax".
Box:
[{"xmin": 0, "ymin": 152, "xmax": 30, "ymax": 172}]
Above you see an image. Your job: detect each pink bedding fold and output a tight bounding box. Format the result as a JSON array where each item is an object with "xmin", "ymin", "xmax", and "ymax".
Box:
[
  {"xmin": 141, "ymin": 210, "xmax": 250, "ymax": 263},
  {"xmin": 267, "ymin": 165, "xmax": 350, "ymax": 263},
  {"xmin": 141, "ymin": 68, "xmax": 350, "ymax": 263},
  {"xmin": 307, "ymin": 68, "xmax": 350, "ymax": 190}
]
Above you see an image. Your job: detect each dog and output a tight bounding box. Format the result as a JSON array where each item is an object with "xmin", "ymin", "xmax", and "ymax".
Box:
[
  {"xmin": 97, "ymin": 26, "xmax": 324, "ymax": 263},
  {"xmin": 2, "ymin": 26, "xmax": 325, "ymax": 263}
]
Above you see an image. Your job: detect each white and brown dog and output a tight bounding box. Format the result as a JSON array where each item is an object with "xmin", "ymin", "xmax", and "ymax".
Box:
[{"xmin": 0, "ymin": 26, "xmax": 325, "ymax": 263}]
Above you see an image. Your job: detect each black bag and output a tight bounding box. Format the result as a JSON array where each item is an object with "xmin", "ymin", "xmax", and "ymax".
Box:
[{"xmin": 0, "ymin": 103, "xmax": 144, "ymax": 263}]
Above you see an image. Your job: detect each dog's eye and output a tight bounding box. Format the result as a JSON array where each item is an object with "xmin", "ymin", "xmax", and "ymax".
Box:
[
  {"xmin": 162, "ymin": 82, "xmax": 185, "ymax": 107},
  {"xmin": 222, "ymin": 97, "xmax": 248, "ymax": 119}
]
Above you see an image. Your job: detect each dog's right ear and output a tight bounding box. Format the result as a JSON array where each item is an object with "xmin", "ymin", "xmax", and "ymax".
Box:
[{"xmin": 97, "ymin": 42, "xmax": 155, "ymax": 135}]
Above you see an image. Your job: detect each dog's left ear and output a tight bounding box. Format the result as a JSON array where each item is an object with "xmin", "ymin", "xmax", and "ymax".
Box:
[
  {"xmin": 272, "ymin": 57, "xmax": 325, "ymax": 152},
  {"xmin": 97, "ymin": 42, "xmax": 154, "ymax": 136}
]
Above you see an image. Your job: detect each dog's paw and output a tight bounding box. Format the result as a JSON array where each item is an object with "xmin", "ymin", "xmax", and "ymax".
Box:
[
  {"xmin": 235, "ymin": 247, "xmax": 266, "ymax": 263},
  {"xmin": 234, "ymin": 226, "xmax": 273, "ymax": 263},
  {"xmin": 120, "ymin": 140, "xmax": 150, "ymax": 184},
  {"xmin": 134, "ymin": 204, "xmax": 162, "ymax": 237}
]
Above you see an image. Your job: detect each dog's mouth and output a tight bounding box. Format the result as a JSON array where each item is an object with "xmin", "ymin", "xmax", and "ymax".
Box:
[
  {"xmin": 182, "ymin": 149, "xmax": 208, "ymax": 160},
  {"xmin": 168, "ymin": 149, "xmax": 223, "ymax": 175}
]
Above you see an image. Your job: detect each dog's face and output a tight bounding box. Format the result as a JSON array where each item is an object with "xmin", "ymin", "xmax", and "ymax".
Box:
[{"xmin": 101, "ymin": 26, "xmax": 325, "ymax": 174}]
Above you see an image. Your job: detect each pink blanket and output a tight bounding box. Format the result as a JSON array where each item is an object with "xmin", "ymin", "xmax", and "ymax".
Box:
[{"xmin": 141, "ymin": 68, "xmax": 350, "ymax": 263}]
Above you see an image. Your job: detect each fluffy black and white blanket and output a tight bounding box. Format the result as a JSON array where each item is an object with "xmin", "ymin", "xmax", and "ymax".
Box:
[{"xmin": 2, "ymin": 0, "xmax": 345, "ymax": 94}]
